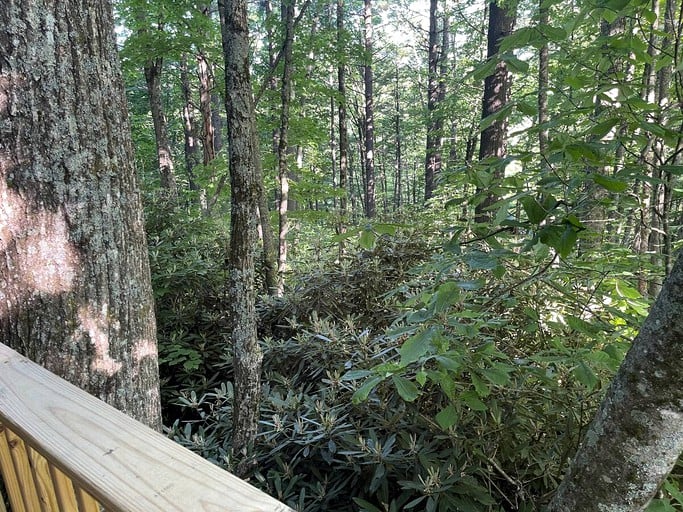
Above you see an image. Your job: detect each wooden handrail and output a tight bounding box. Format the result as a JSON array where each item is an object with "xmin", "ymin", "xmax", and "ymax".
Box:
[{"xmin": 0, "ymin": 342, "xmax": 293, "ymax": 512}]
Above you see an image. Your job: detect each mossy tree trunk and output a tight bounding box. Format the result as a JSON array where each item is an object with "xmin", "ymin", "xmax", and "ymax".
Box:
[
  {"xmin": 218, "ymin": 0, "xmax": 264, "ymax": 475},
  {"xmin": 0, "ymin": 0, "xmax": 162, "ymax": 430},
  {"xmin": 548, "ymin": 251, "xmax": 683, "ymax": 510}
]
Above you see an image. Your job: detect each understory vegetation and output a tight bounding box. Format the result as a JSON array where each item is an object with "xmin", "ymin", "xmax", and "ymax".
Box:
[
  {"xmin": 146, "ymin": 200, "xmax": 682, "ymax": 511},
  {"xmin": 115, "ymin": 0, "xmax": 683, "ymax": 507}
]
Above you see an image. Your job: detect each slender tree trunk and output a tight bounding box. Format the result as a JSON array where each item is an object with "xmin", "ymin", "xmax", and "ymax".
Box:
[
  {"xmin": 218, "ymin": 0, "xmax": 264, "ymax": 475},
  {"xmin": 257, "ymin": 0, "xmax": 279, "ymax": 296},
  {"xmin": 337, "ymin": 0, "xmax": 349, "ymax": 250},
  {"xmin": 276, "ymin": 0, "xmax": 295, "ymax": 296},
  {"xmin": 258, "ymin": 194, "xmax": 278, "ymax": 296},
  {"xmin": 474, "ymin": 0, "xmax": 516, "ymax": 223},
  {"xmin": 197, "ymin": 50, "xmax": 216, "ymax": 166},
  {"xmin": 548, "ymin": 251, "xmax": 683, "ymax": 511},
  {"xmin": 424, "ymin": 0, "xmax": 445, "ymax": 201},
  {"xmin": 636, "ymin": 0, "xmax": 662, "ymax": 294},
  {"xmin": 394, "ymin": 66, "xmax": 402, "ymax": 211},
  {"xmin": 363, "ymin": 0, "xmax": 376, "ymax": 218},
  {"xmin": 538, "ymin": 0, "xmax": 549, "ymax": 161},
  {"xmin": 212, "ymin": 92, "xmax": 224, "ymax": 154},
  {"xmin": 144, "ymin": 57, "xmax": 179, "ymax": 201},
  {"xmin": 0, "ymin": 0, "xmax": 162, "ymax": 430},
  {"xmin": 648, "ymin": 0, "xmax": 676, "ymax": 293},
  {"xmin": 180, "ymin": 53, "xmax": 200, "ymax": 191}
]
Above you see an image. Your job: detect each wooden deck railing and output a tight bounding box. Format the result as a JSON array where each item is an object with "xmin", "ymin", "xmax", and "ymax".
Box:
[{"xmin": 0, "ymin": 342, "xmax": 294, "ymax": 512}]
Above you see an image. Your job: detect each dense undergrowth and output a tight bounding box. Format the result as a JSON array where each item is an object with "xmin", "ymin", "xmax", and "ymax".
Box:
[{"xmin": 146, "ymin": 204, "xmax": 682, "ymax": 512}]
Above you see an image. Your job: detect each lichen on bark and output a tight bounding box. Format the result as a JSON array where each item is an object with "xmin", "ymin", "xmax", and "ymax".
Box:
[
  {"xmin": 548, "ymin": 252, "xmax": 683, "ymax": 511},
  {"xmin": 0, "ymin": 0, "xmax": 161, "ymax": 430}
]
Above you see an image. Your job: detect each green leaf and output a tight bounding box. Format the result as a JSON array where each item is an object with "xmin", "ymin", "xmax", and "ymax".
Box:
[
  {"xmin": 341, "ymin": 369, "xmax": 373, "ymax": 381},
  {"xmin": 470, "ymin": 58, "xmax": 498, "ymax": 80},
  {"xmin": 566, "ymin": 316, "xmax": 602, "ymax": 335},
  {"xmin": 353, "ymin": 498, "xmax": 384, "ymax": 512},
  {"xmin": 435, "ymin": 354, "xmax": 463, "ymax": 373},
  {"xmin": 502, "ymin": 54, "xmax": 529, "ymax": 73},
  {"xmin": 463, "ymin": 251, "xmax": 498, "ymax": 270},
  {"xmin": 436, "ymin": 404, "xmax": 459, "ymax": 430},
  {"xmin": 537, "ymin": 219, "xmax": 578, "ymax": 258},
  {"xmin": 615, "ymin": 279, "xmax": 642, "ymax": 299},
  {"xmin": 661, "ymin": 165, "xmax": 683, "ymax": 175},
  {"xmin": 499, "ymin": 27, "xmax": 534, "ymax": 52},
  {"xmin": 462, "ymin": 390, "xmax": 488, "ymax": 411},
  {"xmin": 573, "ymin": 362, "xmax": 599, "ymax": 390},
  {"xmin": 480, "ymin": 367, "xmax": 511, "ymax": 386},
  {"xmin": 373, "ymin": 223, "xmax": 400, "ymax": 235},
  {"xmin": 352, "ymin": 376, "xmax": 384, "ymax": 404},
  {"xmin": 471, "ymin": 373, "xmax": 490, "ymax": 397},
  {"xmin": 432, "ymin": 282, "xmax": 461, "ymax": 313},
  {"xmin": 359, "ymin": 228, "xmax": 376, "ymax": 250},
  {"xmin": 592, "ymin": 173, "xmax": 628, "ymax": 193},
  {"xmin": 400, "ymin": 328, "xmax": 436, "ymax": 366},
  {"xmin": 646, "ymin": 499, "xmax": 675, "ymax": 512},
  {"xmin": 516, "ymin": 101, "xmax": 537, "ymax": 116},
  {"xmin": 539, "ymin": 24, "xmax": 568, "ymax": 41},
  {"xmin": 520, "ymin": 196, "xmax": 548, "ymax": 224},
  {"xmin": 392, "ymin": 375, "xmax": 419, "ymax": 402},
  {"xmin": 664, "ymin": 480, "xmax": 683, "ymax": 505},
  {"xmin": 557, "ymin": 224, "xmax": 578, "ymax": 258},
  {"xmin": 456, "ymin": 279, "xmax": 485, "ymax": 290},
  {"xmin": 587, "ymin": 118, "xmax": 621, "ymax": 139}
]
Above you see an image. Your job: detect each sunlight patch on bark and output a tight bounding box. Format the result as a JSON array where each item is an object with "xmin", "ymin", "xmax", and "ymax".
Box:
[
  {"xmin": 78, "ymin": 303, "xmax": 123, "ymax": 376},
  {"xmin": 132, "ymin": 337, "xmax": 156, "ymax": 363},
  {"xmin": 0, "ymin": 179, "xmax": 80, "ymax": 317}
]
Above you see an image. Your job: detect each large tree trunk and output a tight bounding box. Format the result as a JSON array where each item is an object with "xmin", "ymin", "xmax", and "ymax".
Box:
[
  {"xmin": 424, "ymin": 0, "xmax": 445, "ymax": 201},
  {"xmin": 363, "ymin": 0, "xmax": 376, "ymax": 218},
  {"xmin": 0, "ymin": 0, "xmax": 162, "ymax": 430},
  {"xmin": 144, "ymin": 56, "xmax": 179, "ymax": 201},
  {"xmin": 218, "ymin": 0, "xmax": 264, "ymax": 476},
  {"xmin": 474, "ymin": 0, "xmax": 515, "ymax": 223},
  {"xmin": 548, "ymin": 250, "xmax": 683, "ymax": 510}
]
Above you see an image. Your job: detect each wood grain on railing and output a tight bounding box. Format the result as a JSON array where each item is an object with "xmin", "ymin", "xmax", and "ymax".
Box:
[{"xmin": 0, "ymin": 342, "xmax": 294, "ymax": 512}]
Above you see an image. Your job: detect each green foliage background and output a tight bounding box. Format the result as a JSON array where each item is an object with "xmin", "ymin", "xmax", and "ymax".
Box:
[{"xmin": 116, "ymin": 0, "xmax": 683, "ymax": 508}]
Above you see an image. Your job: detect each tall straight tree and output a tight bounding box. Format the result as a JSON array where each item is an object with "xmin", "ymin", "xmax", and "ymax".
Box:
[
  {"xmin": 218, "ymin": 0, "xmax": 264, "ymax": 474},
  {"xmin": 335, "ymin": 0, "xmax": 350, "ymax": 257},
  {"xmin": 180, "ymin": 53, "xmax": 201, "ymax": 190},
  {"xmin": 474, "ymin": 0, "xmax": 516, "ymax": 222},
  {"xmin": 144, "ymin": 55, "xmax": 179, "ymax": 201},
  {"xmin": 363, "ymin": 0, "xmax": 376, "ymax": 218},
  {"xmin": 537, "ymin": 0, "xmax": 549, "ymax": 161},
  {"xmin": 276, "ymin": 0, "xmax": 296, "ymax": 296},
  {"xmin": 424, "ymin": 0, "xmax": 446, "ymax": 201},
  {"xmin": 0, "ymin": 0, "xmax": 162, "ymax": 429}
]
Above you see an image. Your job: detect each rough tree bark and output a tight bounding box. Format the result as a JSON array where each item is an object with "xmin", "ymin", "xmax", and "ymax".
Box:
[
  {"xmin": 424, "ymin": 0, "xmax": 446, "ymax": 201},
  {"xmin": 474, "ymin": 0, "xmax": 515, "ymax": 223},
  {"xmin": 0, "ymin": 0, "xmax": 162, "ymax": 430},
  {"xmin": 218, "ymin": 0, "xmax": 264, "ymax": 475},
  {"xmin": 363, "ymin": 0, "xmax": 376, "ymax": 218},
  {"xmin": 144, "ymin": 56, "xmax": 179, "ymax": 201},
  {"xmin": 180, "ymin": 53, "xmax": 201, "ymax": 191},
  {"xmin": 548, "ymin": 250, "xmax": 683, "ymax": 510},
  {"xmin": 538, "ymin": 0, "xmax": 549, "ymax": 161},
  {"xmin": 276, "ymin": 0, "xmax": 295, "ymax": 297}
]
